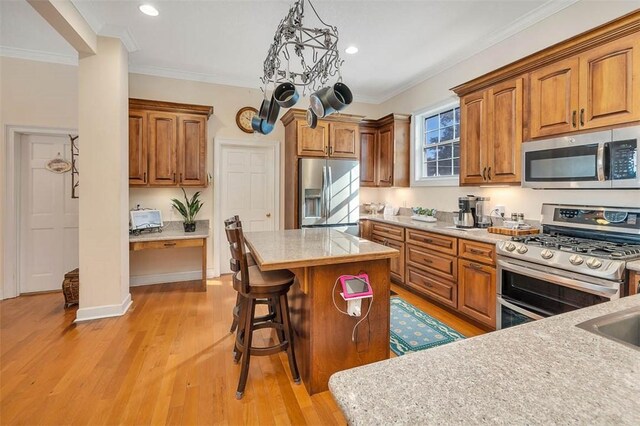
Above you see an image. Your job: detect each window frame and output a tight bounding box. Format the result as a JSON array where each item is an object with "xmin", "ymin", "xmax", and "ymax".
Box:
[{"xmin": 411, "ymin": 99, "xmax": 460, "ymax": 187}]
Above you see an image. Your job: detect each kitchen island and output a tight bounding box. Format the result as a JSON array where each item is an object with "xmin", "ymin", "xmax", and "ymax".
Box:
[
  {"xmin": 329, "ymin": 295, "xmax": 640, "ymax": 425},
  {"xmin": 243, "ymin": 228, "xmax": 399, "ymax": 395}
]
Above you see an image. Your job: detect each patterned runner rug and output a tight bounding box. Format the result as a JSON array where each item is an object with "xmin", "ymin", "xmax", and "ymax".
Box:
[{"xmin": 390, "ymin": 297, "xmax": 465, "ymax": 356}]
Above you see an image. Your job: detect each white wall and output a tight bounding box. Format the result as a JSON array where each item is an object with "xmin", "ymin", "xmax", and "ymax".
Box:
[{"xmin": 366, "ymin": 1, "xmax": 640, "ymax": 217}]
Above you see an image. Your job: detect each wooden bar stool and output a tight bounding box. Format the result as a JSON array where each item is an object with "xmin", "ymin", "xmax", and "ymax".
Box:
[{"xmin": 225, "ymin": 222, "xmax": 300, "ymax": 399}]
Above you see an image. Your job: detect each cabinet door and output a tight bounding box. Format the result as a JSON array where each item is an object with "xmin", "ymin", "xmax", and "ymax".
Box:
[
  {"xmin": 297, "ymin": 120, "xmax": 329, "ymax": 157},
  {"xmin": 376, "ymin": 123, "xmax": 394, "ymax": 187},
  {"xmin": 487, "ymin": 78, "xmax": 523, "ymax": 184},
  {"xmin": 359, "ymin": 127, "xmax": 377, "ymax": 186},
  {"xmin": 458, "ymin": 259, "xmax": 496, "ymax": 328},
  {"xmin": 579, "ymin": 34, "xmax": 640, "ymax": 130},
  {"xmin": 330, "ymin": 122, "xmax": 359, "ymax": 158},
  {"xmin": 371, "ymin": 235, "xmax": 405, "ymax": 283},
  {"xmin": 177, "ymin": 114, "xmax": 206, "ymax": 186},
  {"xmin": 529, "ymin": 57, "xmax": 580, "ymax": 138},
  {"xmin": 459, "ymin": 91, "xmax": 487, "ymax": 185},
  {"xmin": 630, "ymin": 271, "xmax": 639, "ymax": 296},
  {"xmin": 129, "ymin": 110, "xmax": 148, "ymax": 186},
  {"xmin": 148, "ymin": 112, "xmax": 178, "ymax": 186}
]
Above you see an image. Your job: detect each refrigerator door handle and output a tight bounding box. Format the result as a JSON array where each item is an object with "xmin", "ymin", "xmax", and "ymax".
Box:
[
  {"xmin": 321, "ymin": 166, "xmax": 327, "ymax": 219},
  {"xmin": 327, "ymin": 166, "xmax": 333, "ymax": 217}
]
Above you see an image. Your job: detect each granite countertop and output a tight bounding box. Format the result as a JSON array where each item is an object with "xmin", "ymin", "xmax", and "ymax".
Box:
[
  {"xmin": 627, "ymin": 260, "xmax": 640, "ymax": 272},
  {"xmin": 329, "ymin": 295, "xmax": 640, "ymax": 425},
  {"xmin": 129, "ymin": 220, "xmax": 209, "ymax": 242},
  {"xmin": 244, "ymin": 228, "xmax": 399, "ymax": 271},
  {"xmin": 361, "ymin": 214, "xmax": 513, "ymax": 244}
]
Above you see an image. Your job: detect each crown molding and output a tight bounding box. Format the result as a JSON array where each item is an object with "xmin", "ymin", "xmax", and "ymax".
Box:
[
  {"xmin": 373, "ymin": 0, "xmax": 580, "ymax": 104},
  {"xmin": 0, "ymin": 46, "xmax": 77, "ymax": 66}
]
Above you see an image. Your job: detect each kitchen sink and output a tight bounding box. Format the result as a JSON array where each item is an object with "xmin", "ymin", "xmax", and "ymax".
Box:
[{"xmin": 576, "ymin": 307, "xmax": 640, "ymax": 351}]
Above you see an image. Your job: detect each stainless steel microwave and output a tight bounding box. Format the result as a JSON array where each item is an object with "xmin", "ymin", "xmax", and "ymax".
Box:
[{"xmin": 522, "ymin": 126, "xmax": 639, "ymax": 189}]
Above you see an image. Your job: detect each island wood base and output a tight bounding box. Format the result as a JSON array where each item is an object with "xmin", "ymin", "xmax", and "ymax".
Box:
[{"xmin": 288, "ymin": 258, "xmax": 391, "ymax": 395}]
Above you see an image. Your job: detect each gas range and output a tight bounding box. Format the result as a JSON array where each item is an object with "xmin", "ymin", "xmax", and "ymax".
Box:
[{"xmin": 496, "ymin": 204, "xmax": 640, "ymax": 282}]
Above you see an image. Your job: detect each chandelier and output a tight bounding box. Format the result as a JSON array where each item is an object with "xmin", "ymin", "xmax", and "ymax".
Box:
[{"xmin": 251, "ymin": 0, "xmax": 353, "ymax": 134}]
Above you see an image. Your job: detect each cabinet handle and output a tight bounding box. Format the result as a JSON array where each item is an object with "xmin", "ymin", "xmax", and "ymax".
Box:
[
  {"xmin": 469, "ymin": 262, "xmax": 483, "ymax": 270},
  {"xmin": 143, "ymin": 172, "xmax": 147, "ymax": 182},
  {"xmin": 164, "ymin": 242, "xmax": 177, "ymax": 247},
  {"xmin": 469, "ymin": 248, "xmax": 487, "ymax": 255},
  {"xmin": 423, "ymin": 281, "xmax": 433, "ymax": 288},
  {"xmin": 179, "ymin": 173, "xmax": 183, "ymax": 182},
  {"xmin": 329, "ymin": 146, "xmax": 333, "ymax": 155},
  {"xmin": 421, "ymin": 258, "xmax": 433, "ymax": 264},
  {"xmin": 487, "ymin": 167, "xmax": 492, "ymax": 180},
  {"xmin": 482, "ymin": 167, "xmax": 487, "ymax": 181},
  {"xmin": 173, "ymin": 173, "xmax": 176, "ymax": 183},
  {"xmin": 572, "ymin": 110, "xmax": 577, "ymax": 128},
  {"xmin": 580, "ymin": 109, "xmax": 585, "ymax": 127}
]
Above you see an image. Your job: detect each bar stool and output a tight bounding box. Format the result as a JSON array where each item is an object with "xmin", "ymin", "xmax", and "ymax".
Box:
[{"xmin": 225, "ymin": 221, "xmax": 300, "ymax": 399}]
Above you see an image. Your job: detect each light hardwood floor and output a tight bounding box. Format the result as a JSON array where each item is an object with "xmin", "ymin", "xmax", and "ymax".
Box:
[{"xmin": 1, "ymin": 277, "xmax": 485, "ymax": 425}]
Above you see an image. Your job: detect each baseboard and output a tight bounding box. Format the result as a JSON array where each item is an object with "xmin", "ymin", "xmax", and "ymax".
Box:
[
  {"xmin": 129, "ymin": 269, "xmax": 214, "ymax": 287},
  {"xmin": 75, "ymin": 293, "xmax": 132, "ymax": 322}
]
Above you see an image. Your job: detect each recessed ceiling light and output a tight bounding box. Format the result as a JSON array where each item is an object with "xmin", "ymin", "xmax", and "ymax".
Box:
[
  {"xmin": 345, "ymin": 46, "xmax": 358, "ymax": 55},
  {"xmin": 139, "ymin": 4, "xmax": 159, "ymax": 17}
]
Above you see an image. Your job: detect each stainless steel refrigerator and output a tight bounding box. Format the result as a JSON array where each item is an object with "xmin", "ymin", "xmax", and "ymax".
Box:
[{"xmin": 299, "ymin": 158, "xmax": 359, "ymax": 234}]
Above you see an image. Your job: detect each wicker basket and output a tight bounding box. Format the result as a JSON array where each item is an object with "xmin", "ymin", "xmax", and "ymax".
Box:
[{"xmin": 62, "ymin": 268, "xmax": 79, "ymax": 308}]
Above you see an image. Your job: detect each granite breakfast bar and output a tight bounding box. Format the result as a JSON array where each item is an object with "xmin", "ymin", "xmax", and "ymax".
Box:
[{"xmin": 243, "ymin": 228, "xmax": 399, "ymax": 395}]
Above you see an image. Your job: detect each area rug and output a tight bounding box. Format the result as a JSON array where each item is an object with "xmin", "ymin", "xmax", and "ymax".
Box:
[{"xmin": 390, "ymin": 297, "xmax": 465, "ymax": 356}]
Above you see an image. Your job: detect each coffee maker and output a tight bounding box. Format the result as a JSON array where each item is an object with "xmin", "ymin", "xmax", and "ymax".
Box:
[{"xmin": 457, "ymin": 196, "xmax": 476, "ymax": 228}]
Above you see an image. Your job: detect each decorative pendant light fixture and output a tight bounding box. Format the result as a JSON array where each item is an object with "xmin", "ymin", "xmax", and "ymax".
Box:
[{"xmin": 251, "ymin": 0, "xmax": 353, "ymax": 134}]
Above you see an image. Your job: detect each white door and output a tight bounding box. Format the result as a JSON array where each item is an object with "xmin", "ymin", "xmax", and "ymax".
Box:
[
  {"xmin": 20, "ymin": 134, "xmax": 79, "ymax": 293},
  {"xmin": 219, "ymin": 144, "xmax": 276, "ymax": 274}
]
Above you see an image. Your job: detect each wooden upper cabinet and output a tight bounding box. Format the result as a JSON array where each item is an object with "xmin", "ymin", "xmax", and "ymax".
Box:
[
  {"xmin": 579, "ymin": 34, "xmax": 640, "ymax": 130},
  {"xmin": 359, "ymin": 126, "xmax": 377, "ymax": 187},
  {"xmin": 178, "ymin": 115, "xmax": 207, "ymax": 186},
  {"xmin": 297, "ymin": 120, "xmax": 329, "ymax": 157},
  {"xmin": 377, "ymin": 123, "xmax": 394, "ymax": 187},
  {"xmin": 529, "ymin": 57, "xmax": 580, "ymax": 138},
  {"xmin": 148, "ymin": 112, "xmax": 178, "ymax": 186},
  {"xmin": 330, "ymin": 122, "xmax": 359, "ymax": 158},
  {"xmin": 128, "ymin": 98, "xmax": 213, "ymax": 187},
  {"xmin": 359, "ymin": 114, "xmax": 411, "ymax": 188},
  {"xmin": 487, "ymin": 78, "xmax": 523, "ymax": 183},
  {"xmin": 129, "ymin": 110, "xmax": 147, "ymax": 185},
  {"xmin": 459, "ymin": 91, "xmax": 487, "ymax": 185}
]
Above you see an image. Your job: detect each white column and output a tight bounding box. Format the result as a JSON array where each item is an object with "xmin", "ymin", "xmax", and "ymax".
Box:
[{"xmin": 76, "ymin": 36, "xmax": 131, "ymax": 321}]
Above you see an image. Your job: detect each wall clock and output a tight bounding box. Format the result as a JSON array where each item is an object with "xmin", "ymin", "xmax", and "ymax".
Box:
[{"xmin": 236, "ymin": 107, "xmax": 258, "ymax": 133}]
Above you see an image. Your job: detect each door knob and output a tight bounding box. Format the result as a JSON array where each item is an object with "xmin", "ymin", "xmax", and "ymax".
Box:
[{"xmin": 266, "ymin": 213, "xmax": 271, "ymax": 217}]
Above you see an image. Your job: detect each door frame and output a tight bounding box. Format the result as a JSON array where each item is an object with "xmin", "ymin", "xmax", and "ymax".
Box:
[
  {"xmin": 212, "ymin": 138, "xmax": 280, "ymax": 277},
  {"xmin": 3, "ymin": 125, "xmax": 77, "ymax": 299}
]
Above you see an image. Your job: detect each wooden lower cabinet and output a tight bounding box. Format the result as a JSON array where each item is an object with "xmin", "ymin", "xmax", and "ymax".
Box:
[
  {"xmin": 457, "ymin": 259, "xmax": 496, "ymax": 328},
  {"xmin": 371, "ymin": 235, "xmax": 405, "ymax": 283},
  {"xmin": 629, "ymin": 271, "xmax": 640, "ymax": 296},
  {"xmin": 405, "ymin": 265, "xmax": 457, "ymax": 308}
]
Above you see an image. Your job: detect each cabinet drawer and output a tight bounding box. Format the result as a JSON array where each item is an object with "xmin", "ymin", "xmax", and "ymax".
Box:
[
  {"xmin": 458, "ymin": 239, "xmax": 495, "ymax": 266},
  {"xmin": 372, "ymin": 236, "xmax": 405, "ymax": 283},
  {"xmin": 406, "ymin": 244, "xmax": 457, "ymax": 282},
  {"xmin": 405, "ymin": 265, "xmax": 457, "ymax": 308},
  {"xmin": 371, "ymin": 222, "xmax": 405, "ymax": 242},
  {"xmin": 130, "ymin": 238, "xmax": 204, "ymax": 251},
  {"xmin": 406, "ymin": 229, "xmax": 456, "ymax": 255}
]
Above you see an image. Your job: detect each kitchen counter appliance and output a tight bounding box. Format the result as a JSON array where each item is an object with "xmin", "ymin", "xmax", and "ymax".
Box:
[
  {"xmin": 496, "ymin": 203, "xmax": 640, "ymax": 329},
  {"xmin": 522, "ymin": 126, "xmax": 639, "ymax": 189},
  {"xmin": 457, "ymin": 196, "xmax": 476, "ymax": 228}
]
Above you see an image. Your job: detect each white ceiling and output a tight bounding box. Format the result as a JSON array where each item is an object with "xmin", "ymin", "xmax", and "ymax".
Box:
[{"xmin": 1, "ymin": 0, "xmax": 582, "ymax": 103}]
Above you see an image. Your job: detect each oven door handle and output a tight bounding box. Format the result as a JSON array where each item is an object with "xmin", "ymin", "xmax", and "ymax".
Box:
[
  {"xmin": 597, "ymin": 142, "xmax": 606, "ymax": 182},
  {"xmin": 497, "ymin": 259, "xmax": 619, "ymax": 298},
  {"xmin": 498, "ymin": 297, "xmax": 545, "ymax": 321}
]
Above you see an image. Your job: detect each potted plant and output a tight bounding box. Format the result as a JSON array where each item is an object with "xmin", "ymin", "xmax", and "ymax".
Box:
[
  {"xmin": 171, "ymin": 188, "xmax": 204, "ymax": 232},
  {"xmin": 411, "ymin": 207, "xmax": 437, "ymax": 222}
]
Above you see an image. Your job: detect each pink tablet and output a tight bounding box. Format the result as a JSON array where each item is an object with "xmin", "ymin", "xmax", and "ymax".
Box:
[{"xmin": 339, "ymin": 274, "xmax": 373, "ymax": 299}]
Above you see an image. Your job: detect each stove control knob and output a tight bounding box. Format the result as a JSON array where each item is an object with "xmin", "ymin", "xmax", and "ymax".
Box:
[
  {"xmin": 586, "ymin": 257, "xmax": 603, "ymax": 269},
  {"xmin": 569, "ymin": 255, "xmax": 584, "ymax": 266},
  {"xmin": 516, "ymin": 245, "xmax": 528, "ymax": 254},
  {"xmin": 541, "ymin": 249, "xmax": 554, "ymax": 260},
  {"xmin": 505, "ymin": 242, "xmax": 517, "ymax": 252}
]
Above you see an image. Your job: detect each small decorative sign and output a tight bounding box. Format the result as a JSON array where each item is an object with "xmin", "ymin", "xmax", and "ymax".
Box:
[{"xmin": 45, "ymin": 156, "xmax": 72, "ymax": 173}]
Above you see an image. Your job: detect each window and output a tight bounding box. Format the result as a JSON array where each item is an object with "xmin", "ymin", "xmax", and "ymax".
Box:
[{"xmin": 413, "ymin": 102, "xmax": 460, "ymax": 186}]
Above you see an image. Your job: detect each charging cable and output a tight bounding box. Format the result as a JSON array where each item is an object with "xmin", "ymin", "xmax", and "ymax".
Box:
[{"xmin": 331, "ymin": 276, "xmax": 373, "ymax": 342}]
